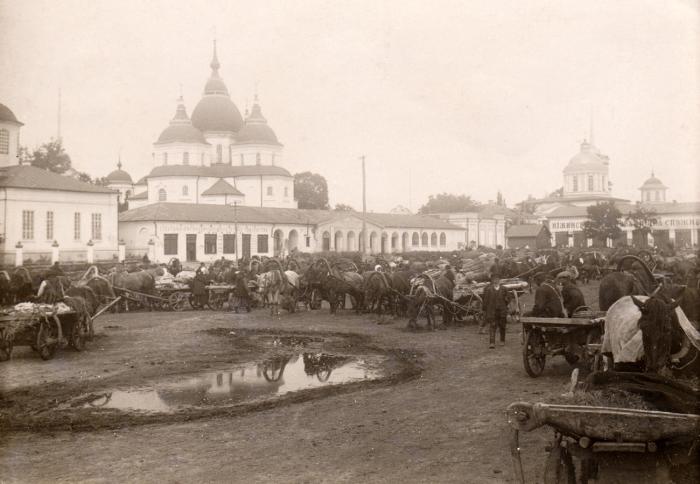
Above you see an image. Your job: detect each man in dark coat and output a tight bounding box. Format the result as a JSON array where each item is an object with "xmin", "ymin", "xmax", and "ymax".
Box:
[
  {"xmin": 482, "ymin": 272, "xmax": 509, "ymax": 348},
  {"xmin": 232, "ymin": 271, "xmax": 251, "ymax": 313},
  {"xmin": 192, "ymin": 270, "xmax": 208, "ymax": 308}
]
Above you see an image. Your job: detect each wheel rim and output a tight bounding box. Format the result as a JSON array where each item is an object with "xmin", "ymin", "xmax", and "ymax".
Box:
[
  {"xmin": 36, "ymin": 319, "xmax": 57, "ymax": 360},
  {"xmin": 524, "ymin": 330, "xmax": 546, "ymax": 376}
]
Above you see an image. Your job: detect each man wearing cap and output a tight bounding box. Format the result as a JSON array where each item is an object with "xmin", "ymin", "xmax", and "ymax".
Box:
[{"xmin": 482, "ymin": 271, "xmax": 509, "ymax": 348}]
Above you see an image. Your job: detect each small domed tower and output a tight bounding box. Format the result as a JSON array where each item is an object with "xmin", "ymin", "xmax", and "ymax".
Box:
[
  {"xmin": 153, "ymin": 96, "xmax": 210, "ymax": 166},
  {"xmin": 0, "ymin": 103, "xmax": 23, "ymax": 168},
  {"xmin": 105, "ymin": 159, "xmax": 134, "ymax": 203},
  {"xmin": 231, "ymin": 95, "xmax": 283, "ymax": 166},
  {"xmin": 639, "ymin": 171, "xmax": 668, "ymax": 204},
  {"xmin": 562, "ymin": 139, "xmax": 610, "ymax": 197}
]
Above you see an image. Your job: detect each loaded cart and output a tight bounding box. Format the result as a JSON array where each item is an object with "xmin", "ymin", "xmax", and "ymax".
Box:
[
  {"xmin": 521, "ymin": 311, "xmax": 605, "ymax": 377},
  {"xmin": 506, "ymin": 401, "xmax": 700, "ymax": 483},
  {"xmin": 0, "ymin": 303, "xmax": 92, "ymax": 361}
]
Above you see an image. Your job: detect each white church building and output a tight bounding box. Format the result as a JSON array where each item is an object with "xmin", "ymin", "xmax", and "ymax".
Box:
[{"xmin": 114, "ymin": 43, "xmax": 467, "ymax": 262}]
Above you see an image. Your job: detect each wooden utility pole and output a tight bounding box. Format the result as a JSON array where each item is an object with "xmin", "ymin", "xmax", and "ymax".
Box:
[{"xmin": 361, "ymin": 155, "xmax": 367, "ymax": 254}]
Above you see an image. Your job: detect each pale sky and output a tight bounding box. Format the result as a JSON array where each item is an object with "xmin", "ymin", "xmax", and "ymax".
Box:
[{"xmin": 1, "ymin": 0, "xmax": 698, "ymax": 211}]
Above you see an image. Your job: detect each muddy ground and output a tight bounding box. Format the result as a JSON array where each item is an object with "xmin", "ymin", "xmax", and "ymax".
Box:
[{"xmin": 0, "ymin": 282, "xmax": 602, "ymax": 483}]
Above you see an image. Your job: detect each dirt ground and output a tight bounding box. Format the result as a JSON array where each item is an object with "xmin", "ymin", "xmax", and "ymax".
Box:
[{"xmin": 0, "ymin": 282, "xmax": 602, "ymax": 483}]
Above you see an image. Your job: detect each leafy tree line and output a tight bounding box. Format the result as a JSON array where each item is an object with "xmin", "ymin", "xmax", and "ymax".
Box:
[
  {"xmin": 582, "ymin": 201, "xmax": 658, "ymax": 247},
  {"xmin": 19, "ymin": 139, "xmax": 108, "ymax": 185}
]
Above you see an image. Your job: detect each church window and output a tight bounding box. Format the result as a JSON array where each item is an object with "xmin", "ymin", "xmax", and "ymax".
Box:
[
  {"xmin": 655, "ymin": 191, "xmax": 659, "ymax": 201},
  {"xmin": 572, "ymin": 176, "xmax": 578, "ymax": 192},
  {"xmin": 182, "ymin": 185, "xmax": 188, "ymax": 196},
  {"xmin": 204, "ymin": 234, "xmax": 217, "ymax": 254},
  {"xmin": 0, "ymin": 129, "xmax": 9, "ymax": 154},
  {"xmin": 267, "ymin": 186, "xmax": 273, "ymax": 196},
  {"xmin": 91, "ymin": 213, "xmax": 102, "ymax": 240},
  {"xmin": 22, "ymin": 210, "xmax": 34, "ymax": 240},
  {"xmin": 284, "ymin": 187, "xmax": 289, "ymax": 197},
  {"xmin": 158, "ymin": 188, "xmax": 167, "ymax": 201},
  {"xmin": 645, "ymin": 191, "xmax": 650, "ymax": 202},
  {"xmin": 201, "ymin": 153, "xmax": 205, "ymax": 165},
  {"xmin": 256, "ymin": 152, "xmax": 261, "ymax": 165},
  {"xmin": 163, "ymin": 152, "xmax": 168, "ymax": 165},
  {"xmin": 588, "ymin": 175, "xmax": 594, "ymax": 191},
  {"xmin": 216, "ymin": 145, "xmax": 223, "ymax": 163},
  {"xmin": 271, "ymin": 154, "xmax": 276, "ymax": 165},
  {"xmin": 183, "ymin": 152, "xmax": 189, "ymax": 165},
  {"xmin": 240, "ymin": 154, "xmax": 244, "ymax": 165},
  {"xmin": 46, "ymin": 211, "xmax": 54, "ymax": 240}
]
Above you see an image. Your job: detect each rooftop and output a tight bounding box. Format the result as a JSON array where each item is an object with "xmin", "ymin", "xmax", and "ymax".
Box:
[
  {"xmin": 201, "ymin": 179, "xmax": 244, "ymax": 197},
  {"xmin": 506, "ymin": 224, "xmax": 549, "ymax": 238},
  {"xmin": 0, "ymin": 165, "xmax": 115, "ymax": 194},
  {"xmin": 147, "ymin": 164, "xmax": 292, "ymax": 178}
]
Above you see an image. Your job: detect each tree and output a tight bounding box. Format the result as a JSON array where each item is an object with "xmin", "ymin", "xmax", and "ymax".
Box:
[
  {"xmin": 20, "ymin": 138, "xmax": 72, "ymax": 174},
  {"xmin": 626, "ymin": 206, "xmax": 658, "ymax": 245},
  {"xmin": 583, "ymin": 201, "xmax": 622, "ymax": 245},
  {"xmin": 418, "ymin": 193, "xmax": 479, "ymax": 214},
  {"xmin": 334, "ymin": 203, "xmax": 354, "ymax": 211},
  {"xmin": 294, "ymin": 172, "xmax": 330, "ymax": 210}
]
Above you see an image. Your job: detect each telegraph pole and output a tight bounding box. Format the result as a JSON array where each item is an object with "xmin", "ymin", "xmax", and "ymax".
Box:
[
  {"xmin": 361, "ymin": 155, "xmax": 367, "ymax": 254},
  {"xmin": 233, "ymin": 201, "xmax": 238, "ymax": 261}
]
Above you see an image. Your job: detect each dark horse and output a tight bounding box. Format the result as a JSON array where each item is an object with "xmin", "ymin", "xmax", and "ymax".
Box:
[
  {"xmin": 311, "ymin": 258, "xmax": 364, "ymax": 314},
  {"xmin": 599, "ymin": 255, "xmax": 659, "ymax": 311},
  {"xmin": 363, "ymin": 271, "xmax": 393, "ymax": 315},
  {"xmin": 406, "ymin": 270, "xmax": 455, "ymax": 330},
  {"xmin": 525, "ymin": 274, "xmax": 565, "ymax": 318}
]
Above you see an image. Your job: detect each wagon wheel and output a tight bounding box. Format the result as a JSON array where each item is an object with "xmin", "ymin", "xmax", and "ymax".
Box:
[
  {"xmin": 0, "ymin": 341, "xmax": 12, "ymax": 361},
  {"xmin": 36, "ymin": 316, "xmax": 59, "ymax": 360},
  {"xmin": 69, "ymin": 314, "xmax": 89, "ymax": 351},
  {"xmin": 543, "ymin": 436, "xmax": 576, "ymax": 484},
  {"xmin": 523, "ymin": 329, "xmax": 546, "ymax": 377},
  {"xmin": 168, "ymin": 292, "xmax": 189, "ymax": 311},
  {"xmin": 581, "ymin": 326, "xmax": 603, "ymax": 369},
  {"xmin": 508, "ymin": 290, "xmax": 522, "ymax": 324}
]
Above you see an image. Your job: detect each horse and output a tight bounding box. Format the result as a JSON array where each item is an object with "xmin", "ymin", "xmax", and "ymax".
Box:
[
  {"xmin": 109, "ymin": 267, "xmax": 162, "ymax": 311},
  {"xmin": 312, "ymin": 258, "xmax": 364, "ymax": 314},
  {"xmin": 559, "ymin": 278, "xmax": 586, "ymax": 316},
  {"xmin": 10, "ymin": 266, "xmax": 34, "ymax": 303},
  {"xmin": 386, "ymin": 270, "xmax": 414, "ymax": 316},
  {"xmin": 601, "ymin": 294, "xmax": 694, "ymax": 375},
  {"xmin": 406, "ymin": 270, "xmax": 455, "ymax": 330},
  {"xmin": 257, "ymin": 259, "xmax": 288, "ymax": 316},
  {"xmin": 363, "ymin": 271, "xmax": 393, "ymax": 315},
  {"xmin": 599, "ymin": 255, "xmax": 659, "ymax": 311}
]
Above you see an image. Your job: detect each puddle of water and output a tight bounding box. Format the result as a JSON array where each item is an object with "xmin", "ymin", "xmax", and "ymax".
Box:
[{"xmin": 76, "ymin": 353, "xmax": 383, "ymax": 414}]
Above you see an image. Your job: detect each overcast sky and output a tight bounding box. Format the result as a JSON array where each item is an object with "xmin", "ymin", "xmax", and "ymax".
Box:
[{"xmin": 1, "ymin": 0, "xmax": 698, "ymax": 211}]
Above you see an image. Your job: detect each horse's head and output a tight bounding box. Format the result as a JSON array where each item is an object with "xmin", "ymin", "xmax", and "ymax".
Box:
[{"xmin": 631, "ymin": 294, "xmax": 683, "ymax": 372}]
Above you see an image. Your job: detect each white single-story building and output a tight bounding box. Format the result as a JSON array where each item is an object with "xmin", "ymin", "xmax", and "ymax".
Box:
[{"xmin": 118, "ymin": 203, "xmax": 464, "ymax": 263}]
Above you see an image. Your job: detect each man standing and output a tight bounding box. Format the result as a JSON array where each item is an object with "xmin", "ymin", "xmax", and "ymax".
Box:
[{"xmin": 482, "ymin": 272, "xmax": 509, "ymax": 349}]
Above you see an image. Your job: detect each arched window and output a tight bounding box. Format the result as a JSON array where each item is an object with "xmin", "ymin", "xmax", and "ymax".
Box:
[
  {"xmin": 183, "ymin": 152, "xmax": 189, "ymax": 165},
  {"xmin": 182, "ymin": 185, "xmax": 188, "ymax": 196},
  {"xmin": 572, "ymin": 175, "xmax": 578, "ymax": 192},
  {"xmin": 216, "ymin": 145, "xmax": 223, "ymax": 163},
  {"xmin": 284, "ymin": 186, "xmax": 289, "ymax": 197},
  {"xmin": 430, "ymin": 233, "xmax": 437, "ymax": 246},
  {"xmin": 163, "ymin": 152, "xmax": 168, "ymax": 165},
  {"xmin": 412, "ymin": 232, "xmax": 419, "ymax": 246},
  {"xmin": 655, "ymin": 191, "xmax": 659, "ymax": 201},
  {"xmin": 158, "ymin": 189, "xmax": 167, "ymax": 201},
  {"xmin": 0, "ymin": 129, "xmax": 10, "ymax": 154},
  {"xmin": 439, "ymin": 233, "xmax": 446, "ymax": 246},
  {"xmin": 256, "ymin": 152, "xmax": 261, "ymax": 165},
  {"xmin": 271, "ymin": 154, "xmax": 276, "ymax": 165},
  {"xmin": 588, "ymin": 174, "xmax": 594, "ymax": 191},
  {"xmin": 421, "ymin": 233, "xmax": 428, "ymax": 246},
  {"xmin": 266, "ymin": 186, "xmax": 273, "ymax": 196}
]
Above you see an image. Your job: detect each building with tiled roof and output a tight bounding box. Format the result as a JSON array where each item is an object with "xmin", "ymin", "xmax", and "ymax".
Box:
[{"xmin": 0, "ymin": 102, "xmax": 120, "ymax": 265}]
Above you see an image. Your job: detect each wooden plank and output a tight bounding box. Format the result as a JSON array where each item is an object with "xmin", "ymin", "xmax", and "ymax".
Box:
[{"xmin": 521, "ymin": 317, "xmax": 599, "ymax": 327}]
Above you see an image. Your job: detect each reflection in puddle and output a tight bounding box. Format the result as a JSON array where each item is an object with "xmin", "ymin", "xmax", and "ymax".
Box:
[{"xmin": 80, "ymin": 353, "xmax": 382, "ymax": 413}]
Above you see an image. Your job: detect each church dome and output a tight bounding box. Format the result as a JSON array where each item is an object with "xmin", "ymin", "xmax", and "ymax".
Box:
[
  {"xmin": 156, "ymin": 96, "xmax": 208, "ymax": 145},
  {"xmin": 235, "ymin": 97, "xmax": 281, "ymax": 145},
  {"xmin": 640, "ymin": 172, "xmax": 666, "ymax": 189},
  {"xmin": 191, "ymin": 42, "xmax": 243, "ymax": 133},
  {"xmin": 563, "ymin": 140, "xmax": 608, "ymax": 173},
  {"xmin": 106, "ymin": 161, "xmax": 132, "ymax": 183},
  {"xmin": 0, "ymin": 103, "xmax": 23, "ymax": 125}
]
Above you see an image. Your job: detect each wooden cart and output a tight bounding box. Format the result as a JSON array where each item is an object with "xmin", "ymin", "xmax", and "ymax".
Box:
[
  {"xmin": 0, "ymin": 307, "xmax": 90, "ymax": 361},
  {"xmin": 521, "ymin": 312, "xmax": 605, "ymax": 377},
  {"xmin": 506, "ymin": 401, "xmax": 700, "ymax": 483}
]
